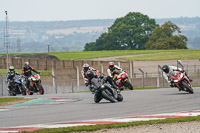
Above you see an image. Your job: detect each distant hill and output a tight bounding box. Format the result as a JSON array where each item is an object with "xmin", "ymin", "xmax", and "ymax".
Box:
[{"xmin": 0, "ymin": 17, "xmax": 199, "ymax": 53}]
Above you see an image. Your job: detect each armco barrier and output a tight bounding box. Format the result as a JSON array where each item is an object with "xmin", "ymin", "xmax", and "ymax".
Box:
[{"xmin": 0, "ymin": 57, "xmax": 199, "ymax": 94}]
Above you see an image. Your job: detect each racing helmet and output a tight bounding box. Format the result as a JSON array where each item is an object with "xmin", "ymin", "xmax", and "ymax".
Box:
[
  {"xmin": 9, "ymin": 66, "xmax": 15, "ymax": 75},
  {"xmin": 86, "ymin": 70, "xmax": 95, "ymax": 79},
  {"xmin": 83, "ymin": 63, "xmax": 89, "ymax": 72},
  {"xmin": 162, "ymin": 65, "xmax": 169, "ymax": 73},
  {"xmin": 24, "ymin": 62, "xmax": 30, "ymax": 68},
  {"xmin": 109, "ymin": 62, "xmax": 115, "ymax": 70}
]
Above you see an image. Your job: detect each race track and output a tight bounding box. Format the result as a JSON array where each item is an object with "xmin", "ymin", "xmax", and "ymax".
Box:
[{"xmin": 0, "ymin": 87, "xmax": 200, "ymax": 128}]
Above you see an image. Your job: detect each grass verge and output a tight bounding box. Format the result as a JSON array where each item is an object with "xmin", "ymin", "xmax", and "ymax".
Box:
[
  {"xmin": 0, "ymin": 97, "xmax": 25, "ymax": 106},
  {"xmin": 120, "ymin": 49, "xmax": 200, "ymax": 61},
  {"xmin": 1, "ymin": 49, "xmax": 200, "ymax": 61},
  {"xmin": 23, "ymin": 115, "xmax": 200, "ymax": 133}
]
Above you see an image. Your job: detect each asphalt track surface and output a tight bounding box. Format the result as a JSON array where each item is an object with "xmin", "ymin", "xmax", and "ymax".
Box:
[{"xmin": 0, "ymin": 87, "xmax": 200, "ymax": 128}]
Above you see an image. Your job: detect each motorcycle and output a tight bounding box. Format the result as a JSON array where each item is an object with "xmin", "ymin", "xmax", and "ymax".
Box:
[
  {"xmin": 113, "ymin": 70, "xmax": 133, "ymax": 90},
  {"xmin": 7, "ymin": 75, "xmax": 27, "ymax": 96},
  {"xmin": 26, "ymin": 73, "xmax": 44, "ymax": 95},
  {"xmin": 87, "ymin": 71, "xmax": 123, "ymax": 103},
  {"xmin": 169, "ymin": 70, "xmax": 193, "ymax": 94}
]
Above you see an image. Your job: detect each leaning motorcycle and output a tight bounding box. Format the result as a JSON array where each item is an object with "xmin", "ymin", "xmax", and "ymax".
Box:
[
  {"xmin": 114, "ymin": 70, "xmax": 133, "ymax": 90},
  {"xmin": 169, "ymin": 70, "xmax": 193, "ymax": 94},
  {"xmin": 87, "ymin": 71, "xmax": 123, "ymax": 103},
  {"xmin": 7, "ymin": 75, "xmax": 27, "ymax": 96},
  {"xmin": 26, "ymin": 73, "xmax": 44, "ymax": 95},
  {"xmin": 100, "ymin": 74, "xmax": 123, "ymax": 102}
]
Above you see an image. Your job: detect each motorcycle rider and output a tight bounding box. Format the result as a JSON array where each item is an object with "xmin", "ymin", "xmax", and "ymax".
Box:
[
  {"xmin": 107, "ymin": 62, "xmax": 123, "ymax": 90},
  {"xmin": 6, "ymin": 66, "xmax": 20, "ymax": 91},
  {"xmin": 6, "ymin": 66, "xmax": 20, "ymax": 82},
  {"xmin": 162, "ymin": 65, "xmax": 192, "ymax": 87},
  {"xmin": 21, "ymin": 62, "xmax": 40, "ymax": 89},
  {"xmin": 81, "ymin": 63, "xmax": 97, "ymax": 92},
  {"xmin": 86, "ymin": 70, "xmax": 103, "ymax": 103}
]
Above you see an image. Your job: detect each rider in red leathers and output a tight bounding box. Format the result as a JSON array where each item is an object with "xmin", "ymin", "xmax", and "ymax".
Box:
[{"xmin": 162, "ymin": 65, "xmax": 192, "ymax": 87}]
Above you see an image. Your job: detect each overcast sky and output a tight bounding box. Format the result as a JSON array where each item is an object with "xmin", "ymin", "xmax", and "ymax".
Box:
[{"xmin": 0, "ymin": 0, "xmax": 199, "ymax": 21}]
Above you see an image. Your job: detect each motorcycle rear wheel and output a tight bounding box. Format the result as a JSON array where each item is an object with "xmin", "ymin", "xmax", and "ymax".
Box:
[{"xmin": 181, "ymin": 81, "xmax": 193, "ymax": 94}]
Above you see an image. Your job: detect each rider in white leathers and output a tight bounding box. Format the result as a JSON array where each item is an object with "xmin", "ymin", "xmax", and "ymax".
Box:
[{"xmin": 162, "ymin": 65, "xmax": 192, "ymax": 87}]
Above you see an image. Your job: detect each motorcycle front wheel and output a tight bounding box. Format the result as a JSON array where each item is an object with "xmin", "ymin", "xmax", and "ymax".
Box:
[
  {"xmin": 8, "ymin": 87, "xmax": 16, "ymax": 96},
  {"xmin": 101, "ymin": 90, "xmax": 116, "ymax": 103},
  {"xmin": 116, "ymin": 93, "xmax": 123, "ymax": 102},
  {"xmin": 9, "ymin": 91, "xmax": 16, "ymax": 96},
  {"xmin": 123, "ymin": 80, "xmax": 133, "ymax": 90},
  {"xmin": 37, "ymin": 83, "xmax": 44, "ymax": 95},
  {"xmin": 21, "ymin": 85, "xmax": 27, "ymax": 95},
  {"xmin": 181, "ymin": 81, "xmax": 193, "ymax": 94}
]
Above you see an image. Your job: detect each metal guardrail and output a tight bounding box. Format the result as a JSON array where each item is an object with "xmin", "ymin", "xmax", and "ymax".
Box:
[
  {"xmin": 138, "ymin": 68, "xmax": 144, "ymax": 88},
  {"xmin": 158, "ymin": 65, "xmax": 164, "ymax": 87}
]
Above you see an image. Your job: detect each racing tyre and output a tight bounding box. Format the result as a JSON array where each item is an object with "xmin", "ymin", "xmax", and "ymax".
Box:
[
  {"xmin": 94, "ymin": 93, "xmax": 102, "ymax": 103},
  {"xmin": 181, "ymin": 81, "xmax": 193, "ymax": 94},
  {"xmin": 101, "ymin": 90, "xmax": 116, "ymax": 103},
  {"xmin": 38, "ymin": 84, "xmax": 44, "ymax": 95},
  {"xmin": 21, "ymin": 86, "xmax": 27, "ymax": 95},
  {"xmin": 116, "ymin": 93, "xmax": 123, "ymax": 102},
  {"xmin": 124, "ymin": 80, "xmax": 133, "ymax": 90}
]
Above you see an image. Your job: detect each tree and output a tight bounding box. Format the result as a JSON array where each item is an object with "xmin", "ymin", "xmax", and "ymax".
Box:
[
  {"xmin": 146, "ymin": 21, "xmax": 188, "ymax": 49},
  {"xmin": 84, "ymin": 12, "xmax": 158, "ymax": 51},
  {"xmin": 84, "ymin": 42, "xmax": 96, "ymax": 51}
]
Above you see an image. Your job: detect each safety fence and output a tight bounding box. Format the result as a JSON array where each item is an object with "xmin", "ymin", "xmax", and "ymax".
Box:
[{"xmin": 0, "ymin": 62, "xmax": 200, "ymax": 96}]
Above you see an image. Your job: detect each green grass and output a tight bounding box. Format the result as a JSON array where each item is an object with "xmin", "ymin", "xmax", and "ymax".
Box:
[
  {"xmin": 47, "ymin": 50, "xmax": 167, "ymax": 60},
  {"xmin": 23, "ymin": 115, "xmax": 200, "ymax": 133},
  {"xmin": 1, "ymin": 49, "xmax": 200, "ymax": 61},
  {"xmin": 0, "ymin": 69, "xmax": 52, "ymax": 77},
  {"xmin": 120, "ymin": 49, "xmax": 200, "ymax": 61},
  {"xmin": 0, "ymin": 97, "xmax": 25, "ymax": 105}
]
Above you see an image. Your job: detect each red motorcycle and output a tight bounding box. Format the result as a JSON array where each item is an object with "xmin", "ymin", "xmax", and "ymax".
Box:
[
  {"xmin": 170, "ymin": 70, "xmax": 193, "ymax": 94},
  {"xmin": 27, "ymin": 74, "xmax": 44, "ymax": 95},
  {"xmin": 114, "ymin": 70, "xmax": 133, "ymax": 90}
]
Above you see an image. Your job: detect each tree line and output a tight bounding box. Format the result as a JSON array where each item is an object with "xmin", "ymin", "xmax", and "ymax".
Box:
[{"xmin": 84, "ymin": 12, "xmax": 188, "ymax": 51}]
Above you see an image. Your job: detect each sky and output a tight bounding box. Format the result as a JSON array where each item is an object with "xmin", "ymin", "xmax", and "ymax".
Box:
[{"xmin": 0, "ymin": 0, "xmax": 199, "ymax": 21}]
